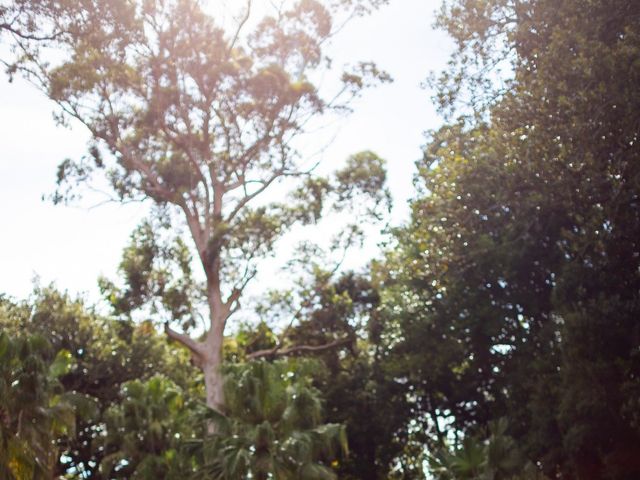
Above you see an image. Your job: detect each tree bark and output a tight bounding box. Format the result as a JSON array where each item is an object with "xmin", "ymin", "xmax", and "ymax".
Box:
[
  {"xmin": 203, "ymin": 320, "xmax": 225, "ymax": 414},
  {"xmin": 164, "ymin": 321, "xmax": 225, "ymax": 417},
  {"xmin": 202, "ymin": 358, "xmax": 224, "ymax": 412}
]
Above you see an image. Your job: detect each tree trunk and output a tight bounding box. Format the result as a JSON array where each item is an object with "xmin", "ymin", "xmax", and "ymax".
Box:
[
  {"xmin": 202, "ymin": 355, "xmax": 224, "ymax": 412},
  {"xmin": 202, "ymin": 314, "xmax": 225, "ymax": 434},
  {"xmin": 166, "ymin": 312, "xmax": 226, "ymax": 431},
  {"xmin": 202, "ymin": 266, "xmax": 226, "ymax": 409}
]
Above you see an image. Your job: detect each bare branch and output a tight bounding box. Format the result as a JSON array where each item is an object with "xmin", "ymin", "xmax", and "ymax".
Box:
[
  {"xmin": 164, "ymin": 322, "xmax": 205, "ymax": 356},
  {"xmin": 246, "ymin": 336, "xmax": 353, "ymax": 360},
  {"xmin": 227, "ymin": 0, "xmax": 252, "ymax": 54},
  {"xmin": 225, "ymin": 268, "xmax": 256, "ymax": 310},
  {"xmin": 225, "ymin": 168, "xmax": 285, "ymax": 221},
  {"xmin": 0, "ymin": 22, "xmax": 63, "ymax": 41}
]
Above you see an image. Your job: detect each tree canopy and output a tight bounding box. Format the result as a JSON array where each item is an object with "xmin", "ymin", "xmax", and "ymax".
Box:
[
  {"xmin": 2, "ymin": 0, "xmax": 640, "ymax": 478},
  {"xmin": 375, "ymin": 0, "xmax": 640, "ymax": 477},
  {"xmin": 3, "ymin": 0, "xmax": 392, "ymax": 414}
]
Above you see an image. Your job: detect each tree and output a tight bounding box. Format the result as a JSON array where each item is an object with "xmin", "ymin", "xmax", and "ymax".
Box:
[
  {"xmin": 378, "ymin": 0, "xmax": 640, "ymax": 477},
  {"xmin": 5, "ymin": 0, "xmax": 391, "ymax": 414},
  {"xmin": 271, "ymin": 270, "xmax": 418, "ymax": 479},
  {"xmin": 194, "ymin": 359, "xmax": 347, "ymax": 480},
  {"xmin": 100, "ymin": 375, "xmax": 198, "ymax": 479},
  {"xmin": 0, "ymin": 331, "xmax": 74, "ymax": 479},
  {"xmin": 0, "ymin": 287, "xmax": 198, "ymax": 478},
  {"xmin": 428, "ymin": 419, "xmax": 546, "ymax": 480}
]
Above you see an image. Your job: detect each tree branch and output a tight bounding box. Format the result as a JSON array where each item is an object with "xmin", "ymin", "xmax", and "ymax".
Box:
[
  {"xmin": 164, "ymin": 322, "xmax": 205, "ymax": 356},
  {"xmin": 227, "ymin": 0, "xmax": 252, "ymax": 55},
  {"xmin": 225, "ymin": 168, "xmax": 285, "ymax": 221},
  {"xmin": 0, "ymin": 22, "xmax": 63, "ymax": 41},
  {"xmin": 246, "ymin": 336, "xmax": 353, "ymax": 360}
]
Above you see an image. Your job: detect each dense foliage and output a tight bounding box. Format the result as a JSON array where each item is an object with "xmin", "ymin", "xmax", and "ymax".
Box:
[
  {"xmin": 376, "ymin": 0, "xmax": 640, "ymax": 478},
  {"xmin": 1, "ymin": 0, "xmax": 639, "ymax": 478},
  {"xmin": 0, "ymin": 331, "xmax": 74, "ymax": 479},
  {"xmin": 194, "ymin": 360, "xmax": 347, "ymax": 479},
  {"xmin": 0, "ymin": 289, "xmax": 196, "ymax": 478}
]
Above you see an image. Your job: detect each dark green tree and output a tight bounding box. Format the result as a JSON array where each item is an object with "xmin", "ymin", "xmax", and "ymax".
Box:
[
  {"xmin": 0, "ymin": 331, "xmax": 74, "ymax": 479},
  {"xmin": 428, "ymin": 419, "xmax": 546, "ymax": 480},
  {"xmin": 238, "ymin": 266, "xmax": 418, "ymax": 479},
  {"xmin": 99, "ymin": 375, "xmax": 198, "ymax": 479},
  {"xmin": 379, "ymin": 0, "xmax": 640, "ymax": 478},
  {"xmin": 285, "ymin": 271, "xmax": 419, "ymax": 479}
]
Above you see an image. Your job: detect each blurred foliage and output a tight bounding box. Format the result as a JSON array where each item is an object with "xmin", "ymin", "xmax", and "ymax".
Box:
[
  {"xmin": 0, "ymin": 331, "xmax": 75, "ymax": 479},
  {"xmin": 0, "ymin": 289, "xmax": 350, "ymax": 479},
  {"xmin": 0, "ymin": 287, "xmax": 199, "ymax": 478},
  {"xmin": 428, "ymin": 419, "xmax": 547, "ymax": 480},
  {"xmin": 377, "ymin": 0, "xmax": 640, "ymax": 478},
  {"xmin": 241, "ymin": 268, "xmax": 418, "ymax": 478},
  {"xmin": 99, "ymin": 375, "xmax": 199, "ymax": 479},
  {"xmin": 2, "ymin": 0, "xmax": 640, "ymax": 479},
  {"xmin": 192, "ymin": 359, "xmax": 347, "ymax": 480},
  {"xmin": 98, "ymin": 220, "xmax": 203, "ymax": 331}
]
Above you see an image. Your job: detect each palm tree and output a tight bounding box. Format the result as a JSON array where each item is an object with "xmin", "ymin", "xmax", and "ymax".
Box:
[
  {"xmin": 193, "ymin": 360, "xmax": 347, "ymax": 479},
  {"xmin": 427, "ymin": 419, "xmax": 548, "ymax": 480},
  {"xmin": 100, "ymin": 375, "xmax": 196, "ymax": 479}
]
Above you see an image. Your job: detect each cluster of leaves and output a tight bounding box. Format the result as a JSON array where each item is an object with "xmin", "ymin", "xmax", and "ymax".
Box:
[
  {"xmin": 99, "ymin": 375, "xmax": 199, "ymax": 479},
  {"xmin": 0, "ymin": 331, "xmax": 74, "ymax": 479},
  {"xmin": 0, "ymin": 287, "xmax": 352, "ymax": 479},
  {"xmin": 428, "ymin": 419, "xmax": 546, "ymax": 480},
  {"xmin": 235, "ymin": 268, "xmax": 416, "ymax": 479},
  {"xmin": 98, "ymin": 219, "xmax": 202, "ymax": 330},
  {"xmin": 281, "ymin": 271, "xmax": 419, "ymax": 479},
  {"xmin": 193, "ymin": 360, "xmax": 347, "ymax": 480},
  {"xmin": 374, "ymin": 0, "xmax": 640, "ymax": 478},
  {"xmin": 0, "ymin": 288, "xmax": 198, "ymax": 477}
]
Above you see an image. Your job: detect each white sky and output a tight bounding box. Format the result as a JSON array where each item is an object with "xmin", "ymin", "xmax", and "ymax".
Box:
[{"xmin": 0, "ymin": 0, "xmax": 452, "ymax": 303}]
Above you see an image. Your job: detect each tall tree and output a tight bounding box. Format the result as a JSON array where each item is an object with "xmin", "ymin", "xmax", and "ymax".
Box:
[
  {"xmin": 379, "ymin": 0, "xmax": 640, "ymax": 478},
  {"xmin": 5, "ymin": 0, "xmax": 391, "ymax": 413}
]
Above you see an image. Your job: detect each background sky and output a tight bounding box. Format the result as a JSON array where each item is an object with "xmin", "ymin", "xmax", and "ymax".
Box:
[{"xmin": 0, "ymin": 0, "xmax": 452, "ymax": 303}]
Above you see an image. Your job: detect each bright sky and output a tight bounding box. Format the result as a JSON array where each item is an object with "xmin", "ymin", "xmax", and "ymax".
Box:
[{"xmin": 0, "ymin": 1, "xmax": 452, "ymax": 302}]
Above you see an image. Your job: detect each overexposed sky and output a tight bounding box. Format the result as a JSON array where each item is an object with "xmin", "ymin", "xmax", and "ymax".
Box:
[{"xmin": 0, "ymin": 1, "xmax": 452, "ymax": 302}]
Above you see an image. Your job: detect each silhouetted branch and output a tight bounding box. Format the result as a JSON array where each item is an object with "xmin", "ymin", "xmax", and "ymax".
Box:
[{"xmin": 246, "ymin": 336, "xmax": 352, "ymax": 360}]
